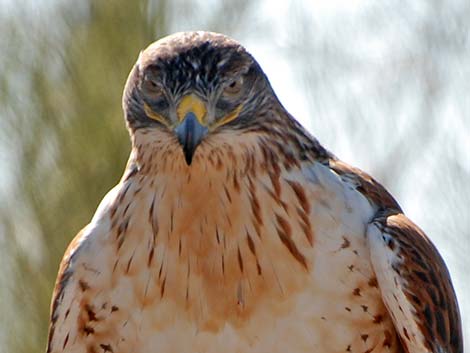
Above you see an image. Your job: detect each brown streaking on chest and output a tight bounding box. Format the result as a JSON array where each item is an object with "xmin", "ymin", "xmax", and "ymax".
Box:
[
  {"xmin": 107, "ymin": 142, "xmax": 316, "ymax": 331},
  {"xmin": 65, "ymin": 137, "xmax": 400, "ymax": 353}
]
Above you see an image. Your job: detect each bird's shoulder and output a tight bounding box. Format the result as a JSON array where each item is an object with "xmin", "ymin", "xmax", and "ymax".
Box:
[
  {"xmin": 326, "ymin": 157, "xmax": 401, "ymax": 212},
  {"xmin": 320, "ymin": 157, "xmax": 462, "ymax": 353},
  {"xmin": 46, "ymin": 180, "xmax": 131, "ymax": 352}
]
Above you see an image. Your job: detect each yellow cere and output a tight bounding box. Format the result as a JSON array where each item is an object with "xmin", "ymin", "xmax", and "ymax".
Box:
[
  {"xmin": 144, "ymin": 103, "xmax": 168, "ymax": 125},
  {"xmin": 176, "ymin": 95, "xmax": 207, "ymax": 125}
]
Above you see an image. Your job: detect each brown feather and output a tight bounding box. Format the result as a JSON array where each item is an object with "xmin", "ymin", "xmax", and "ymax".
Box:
[
  {"xmin": 370, "ymin": 212, "xmax": 463, "ymax": 353},
  {"xmin": 329, "ymin": 159, "xmax": 402, "ymax": 212}
]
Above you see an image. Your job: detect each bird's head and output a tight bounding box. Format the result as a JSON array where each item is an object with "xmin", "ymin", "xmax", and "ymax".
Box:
[{"xmin": 122, "ymin": 31, "xmax": 279, "ymax": 166}]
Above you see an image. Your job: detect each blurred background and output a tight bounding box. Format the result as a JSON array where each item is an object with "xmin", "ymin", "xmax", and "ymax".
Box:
[{"xmin": 0, "ymin": 0, "xmax": 468, "ymax": 351}]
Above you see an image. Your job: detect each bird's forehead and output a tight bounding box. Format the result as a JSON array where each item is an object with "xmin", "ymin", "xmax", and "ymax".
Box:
[{"xmin": 138, "ymin": 32, "xmax": 253, "ymax": 93}]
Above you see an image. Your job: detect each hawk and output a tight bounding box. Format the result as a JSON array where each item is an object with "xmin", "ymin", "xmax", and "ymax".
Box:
[{"xmin": 47, "ymin": 31, "xmax": 462, "ymax": 353}]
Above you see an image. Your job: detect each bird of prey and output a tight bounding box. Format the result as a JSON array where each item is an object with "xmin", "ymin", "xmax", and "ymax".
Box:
[{"xmin": 47, "ymin": 31, "xmax": 462, "ymax": 353}]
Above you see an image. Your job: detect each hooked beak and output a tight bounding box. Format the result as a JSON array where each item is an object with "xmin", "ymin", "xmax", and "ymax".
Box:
[
  {"xmin": 175, "ymin": 95, "xmax": 208, "ymax": 165},
  {"xmin": 175, "ymin": 112, "xmax": 208, "ymax": 165}
]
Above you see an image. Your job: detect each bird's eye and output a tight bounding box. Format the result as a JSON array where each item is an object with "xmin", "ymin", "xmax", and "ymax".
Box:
[
  {"xmin": 142, "ymin": 75, "xmax": 164, "ymax": 100},
  {"xmin": 223, "ymin": 76, "xmax": 244, "ymax": 96},
  {"xmin": 142, "ymin": 75, "xmax": 169, "ymax": 110}
]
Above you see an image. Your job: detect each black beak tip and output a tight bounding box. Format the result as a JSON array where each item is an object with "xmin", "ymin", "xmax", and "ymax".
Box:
[
  {"xmin": 175, "ymin": 112, "xmax": 208, "ymax": 167},
  {"xmin": 184, "ymin": 149, "xmax": 193, "ymax": 165}
]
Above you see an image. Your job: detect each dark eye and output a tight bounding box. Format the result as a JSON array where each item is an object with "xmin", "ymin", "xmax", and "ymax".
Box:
[
  {"xmin": 142, "ymin": 75, "xmax": 164, "ymax": 99},
  {"xmin": 142, "ymin": 75, "xmax": 169, "ymax": 110},
  {"xmin": 223, "ymin": 76, "xmax": 244, "ymax": 96}
]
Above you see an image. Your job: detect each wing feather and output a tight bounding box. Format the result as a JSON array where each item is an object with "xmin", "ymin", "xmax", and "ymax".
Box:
[
  {"xmin": 46, "ymin": 184, "xmax": 122, "ymax": 353},
  {"xmin": 329, "ymin": 158, "xmax": 462, "ymax": 353},
  {"xmin": 367, "ymin": 210, "xmax": 463, "ymax": 353},
  {"xmin": 47, "ymin": 227, "xmax": 88, "ymax": 353}
]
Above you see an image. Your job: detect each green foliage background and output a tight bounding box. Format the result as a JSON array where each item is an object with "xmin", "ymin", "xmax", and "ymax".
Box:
[{"xmin": 1, "ymin": 3, "xmax": 155, "ymax": 351}]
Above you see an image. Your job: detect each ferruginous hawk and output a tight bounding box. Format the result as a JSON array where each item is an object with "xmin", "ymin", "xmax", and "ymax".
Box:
[{"xmin": 47, "ymin": 31, "xmax": 462, "ymax": 353}]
